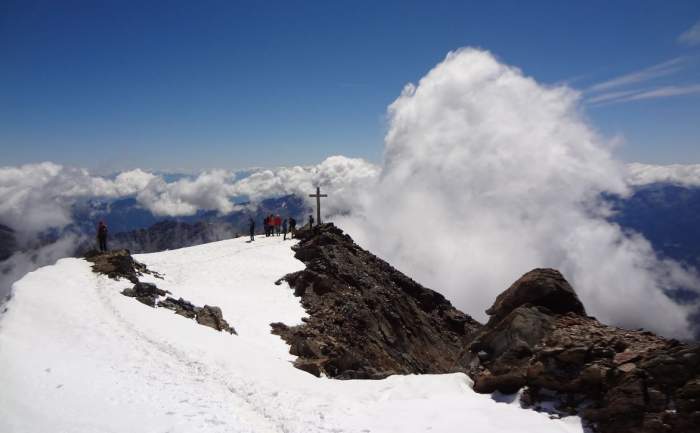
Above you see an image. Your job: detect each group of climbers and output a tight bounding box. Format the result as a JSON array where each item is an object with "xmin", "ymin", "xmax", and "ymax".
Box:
[
  {"xmin": 249, "ymin": 214, "xmax": 298, "ymax": 242},
  {"xmin": 96, "ymin": 214, "xmax": 307, "ymax": 248}
]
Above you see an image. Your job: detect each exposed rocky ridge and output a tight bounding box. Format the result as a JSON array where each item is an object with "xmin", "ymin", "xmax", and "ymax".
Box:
[
  {"xmin": 465, "ymin": 268, "xmax": 700, "ymax": 433},
  {"xmin": 277, "ymin": 225, "xmax": 699, "ymax": 432},
  {"xmin": 272, "ymin": 223, "xmax": 482, "ymax": 379}
]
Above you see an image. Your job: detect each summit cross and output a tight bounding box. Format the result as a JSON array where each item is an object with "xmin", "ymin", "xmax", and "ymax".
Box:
[{"xmin": 309, "ymin": 186, "xmax": 327, "ymax": 226}]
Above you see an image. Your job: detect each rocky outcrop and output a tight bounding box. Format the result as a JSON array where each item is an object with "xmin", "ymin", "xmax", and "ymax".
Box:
[
  {"xmin": 465, "ymin": 269, "xmax": 700, "ymax": 433},
  {"xmin": 85, "ymin": 249, "xmax": 158, "ymax": 283},
  {"xmin": 272, "ymin": 223, "xmax": 481, "ymax": 379}
]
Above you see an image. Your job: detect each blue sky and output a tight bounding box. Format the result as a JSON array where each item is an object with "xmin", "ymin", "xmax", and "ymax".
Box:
[{"xmin": 1, "ymin": 0, "xmax": 699, "ymax": 172}]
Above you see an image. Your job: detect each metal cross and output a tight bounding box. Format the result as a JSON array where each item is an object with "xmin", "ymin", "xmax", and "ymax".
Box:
[{"xmin": 309, "ymin": 186, "xmax": 327, "ymax": 226}]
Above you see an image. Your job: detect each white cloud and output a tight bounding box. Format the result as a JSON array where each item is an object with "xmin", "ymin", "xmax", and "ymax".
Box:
[
  {"xmin": 230, "ymin": 156, "xmax": 379, "ymax": 216},
  {"xmin": 333, "ymin": 48, "xmax": 698, "ymax": 339},
  {"xmin": 627, "ymin": 162, "xmax": 700, "ymax": 187},
  {"xmin": 679, "ymin": 20, "xmax": 700, "ymax": 46},
  {"xmin": 135, "ymin": 170, "xmax": 237, "ymax": 216}
]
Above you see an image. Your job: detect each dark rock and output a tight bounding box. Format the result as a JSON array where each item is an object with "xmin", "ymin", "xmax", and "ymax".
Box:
[
  {"xmin": 157, "ymin": 296, "xmax": 237, "ymax": 335},
  {"xmin": 272, "ymin": 223, "xmax": 481, "ymax": 379},
  {"xmin": 158, "ymin": 296, "xmax": 199, "ymax": 318},
  {"xmin": 121, "ymin": 282, "xmax": 168, "ymax": 307},
  {"xmin": 485, "ymin": 268, "xmax": 585, "ymax": 325},
  {"xmin": 196, "ymin": 305, "xmax": 236, "ymax": 334}
]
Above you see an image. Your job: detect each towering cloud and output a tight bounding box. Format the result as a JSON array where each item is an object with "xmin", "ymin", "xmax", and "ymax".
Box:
[{"xmin": 335, "ymin": 48, "xmax": 699, "ymax": 338}]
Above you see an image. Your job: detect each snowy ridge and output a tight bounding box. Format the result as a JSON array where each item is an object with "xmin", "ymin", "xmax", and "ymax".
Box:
[{"xmin": 0, "ymin": 235, "xmax": 583, "ymax": 433}]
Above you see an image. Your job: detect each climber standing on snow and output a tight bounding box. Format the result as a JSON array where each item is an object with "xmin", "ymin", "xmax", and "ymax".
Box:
[
  {"xmin": 97, "ymin": 220, "xmax": 108, "ymax": 252},
  {"xmin": 249, "ymin": 217, "xmax": 255, "ymax": 242},
  {"xmin": 274, "ymin": 214, "xmax": 282, "ymax": 236},
  {"xmin": 289, "ymin": 216, "xmax": 296, "ymax": 238},
  {"xmin": 282, "ymin": 217, "xmax": 288, "ymax": 240}
]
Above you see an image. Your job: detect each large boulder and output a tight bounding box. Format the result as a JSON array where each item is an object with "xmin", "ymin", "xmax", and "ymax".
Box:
[
  {"xmin": 467, "ymin": 270, "xmax": 700, "ymax": 433},
  {"xmin": 485, "ymin": 268, "xmax": 585, "ymax": 325}
]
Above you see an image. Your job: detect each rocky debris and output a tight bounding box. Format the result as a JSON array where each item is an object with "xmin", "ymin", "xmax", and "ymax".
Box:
[
  {"xmin": 156, "ymin": 296, "xmax": 236, "ymax": 334},
  {"xmin": 272, "ymin": 223, "xmax": 481, "ymax": 379},
  {"xmin": 85, "ymin": 249, "xmax": 159, "ymax": 283},
  {"xmin": 89, "ymin": 249, "xmax": 236, "ymax": 335},
  {"xmin": 465, "ymin": 269, "xmax": 700, "ymax": 433},
  {"xmin": 158, "ymin": 296, "xmax": 198, "ymax": 318},
  {"xmin": 121, "ymin": 286, "xmax": 237, "ymax": 334},
  {"xmin": 121, "ymin": 282, "xmax": 168, "ymax": 307}
]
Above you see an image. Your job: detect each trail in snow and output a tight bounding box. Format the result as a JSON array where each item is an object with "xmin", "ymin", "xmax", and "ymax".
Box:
[{"xmin": 0, "ymin": 235, "xmax": 585, "ymax": 433}]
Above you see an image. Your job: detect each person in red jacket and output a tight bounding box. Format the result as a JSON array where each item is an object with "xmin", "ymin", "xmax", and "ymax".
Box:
[{"xmin": 274, "ymin": 214, "xmax": 282, "ymax": 236}]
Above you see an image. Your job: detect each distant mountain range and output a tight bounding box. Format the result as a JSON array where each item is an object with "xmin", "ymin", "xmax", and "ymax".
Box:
[
  {"xmin": 0, "ymin": 224, "xmax": 16, "ymax": 261},
  {"xmin": 609, "ymin": 183, "xmax": 700, "ymax": 270}
]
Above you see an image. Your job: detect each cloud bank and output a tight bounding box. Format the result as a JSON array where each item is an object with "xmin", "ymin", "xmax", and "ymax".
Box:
[
  {"xmin": 627, "ymin": 162, "xmax": 700, "ymax": 187},
  {"xmin": 0, "ymin": 162, "xmax": 156, "ymax": 234},
  {"xmin": 333, "ymin": 48, "xmax": 699, "ymax": 338},
  {"xmin": 0, "ymin": 158, "xmax": 379, "ymax": 233}
]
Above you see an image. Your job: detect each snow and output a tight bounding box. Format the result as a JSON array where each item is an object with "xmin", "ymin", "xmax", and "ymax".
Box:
[{"xmin": 0, "ymin": 235, "xmax": 584, "ymax": 433}]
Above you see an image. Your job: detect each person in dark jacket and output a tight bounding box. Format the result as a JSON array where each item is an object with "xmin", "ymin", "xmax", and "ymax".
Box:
[
  {"xmin": 289, "ymin": 217, "xmax": 296, "ymax": 238},
  {"xmin": 282, "ymin": 218, "xmax": 288, "ymax": 240},
  {"xmin": 97, "ymin": 220, "xmax": 108, "ymax": 252},
  {"xmin": 249, "ymin": 217, "xmax": 255, "ymax": 242},
  {"xmin": 308, "ymin": 214, "xmax": 314, "ymax": 228}
]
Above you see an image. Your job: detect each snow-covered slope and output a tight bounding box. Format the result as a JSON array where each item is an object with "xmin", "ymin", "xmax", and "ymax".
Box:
[{"xmin": 0, "ymin": 235, "xmax": 584, "ymax": 433}]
